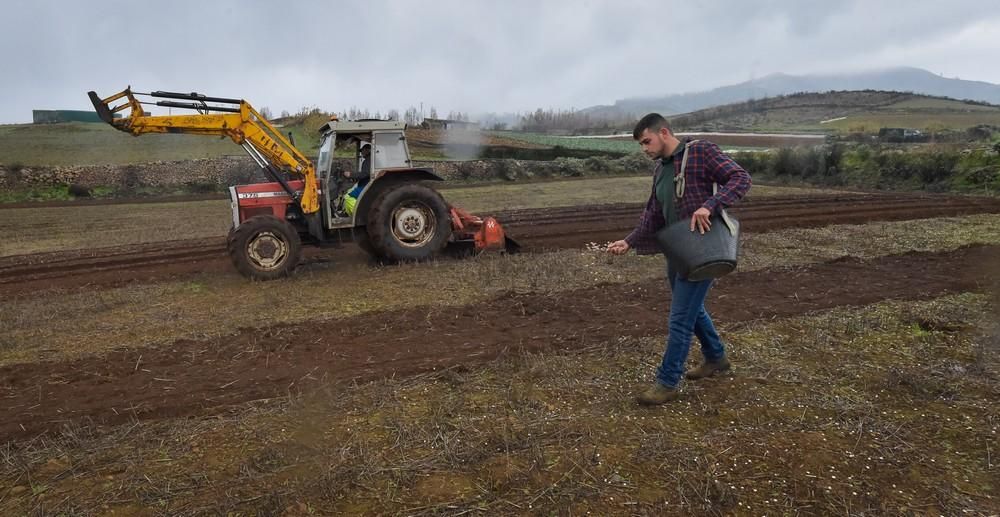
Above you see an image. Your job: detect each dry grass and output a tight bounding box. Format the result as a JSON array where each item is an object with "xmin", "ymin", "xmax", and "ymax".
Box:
[
  {"xmin": 0, "ymin": 122, "xmax": 238, "ymax": 167},
  {"xmin": 0, "ymin": 200, "xmax": 231, "ymax": 257},
  {"xmin": 2, "ymin": 293, "xmax": 995, "ymax": 515},
  {"xmin": 0, "ymin": 248, "xmax": 662, "ymax": 366},
  {"xmin": 0, "ymin": 180, "xmax": 843, "ymax": 257},
  {"xmin": 440, "ymin": 177, "xmax": 835, "ymax": 213},
  {"xmin": 3, "ymin": 214, "xmax": 1000, "ymax": 367},
  {"xmin": 740, "ymin": 213, "xmax": 1000, "ymax": 270}
]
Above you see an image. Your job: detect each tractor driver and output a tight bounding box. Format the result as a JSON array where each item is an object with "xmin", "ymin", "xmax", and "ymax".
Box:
[
  {"xmin": 343, "ymin": 143, "xmax": 372, "ymax": 188},
  {"xmin": 341, "ymin": 143, "xmax": 372, "ymax": 215}
]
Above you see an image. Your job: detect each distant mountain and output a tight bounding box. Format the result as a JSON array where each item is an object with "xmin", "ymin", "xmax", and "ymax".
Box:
[{"xmin": 583, "ymin": 67, "xmax": 1000, "ymax": 119}]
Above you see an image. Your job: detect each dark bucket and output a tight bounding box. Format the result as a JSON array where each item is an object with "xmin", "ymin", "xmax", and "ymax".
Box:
[{"xmin": 656, "ymin": 213, "xmax": 740, "ymax": 281}]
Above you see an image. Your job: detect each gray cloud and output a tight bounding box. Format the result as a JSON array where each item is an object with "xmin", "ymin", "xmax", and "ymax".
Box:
[{"xmin": 1, "ymin": 0, "xmax": 998, "ymax": 123}]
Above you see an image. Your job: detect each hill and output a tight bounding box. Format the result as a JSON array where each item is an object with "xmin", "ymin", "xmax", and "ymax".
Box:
[
  {"xmin": 584, "ymin": 67, "xmax": 1000, "ymax": 120},
  {"xmin": 666, "ymin": 90, "xmax": 1000, "ymax": 133}
]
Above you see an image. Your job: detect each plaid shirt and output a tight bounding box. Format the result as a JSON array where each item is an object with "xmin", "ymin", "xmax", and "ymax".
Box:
[{"xmin": 625, "ymin": 139, "xmax": 751, "ymax": 255}]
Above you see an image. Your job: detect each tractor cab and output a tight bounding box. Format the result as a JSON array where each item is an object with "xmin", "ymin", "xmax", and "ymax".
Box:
[{"xmin": 316, "ymin": 119, "xmax": 415, "ymax": 229}]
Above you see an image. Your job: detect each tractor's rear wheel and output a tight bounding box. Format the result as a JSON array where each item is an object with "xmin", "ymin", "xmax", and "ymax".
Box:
[
  {"xmin": 367, "ymin": 184, "xmax": 451, "ymax": 262},
  {"xmin": 227, "ymin": 215, "xmax": 302, "ymax": 280}
]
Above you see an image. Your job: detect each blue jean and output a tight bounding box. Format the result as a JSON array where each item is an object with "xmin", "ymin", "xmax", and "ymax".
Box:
[{"xmin": 656, "ymin": 264, "xmax": 726, "ymax": 388}]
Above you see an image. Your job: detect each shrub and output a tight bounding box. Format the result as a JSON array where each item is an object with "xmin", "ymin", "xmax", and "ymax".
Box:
[
  {"xmin": 584, "ymin": 156, "xmax": 611, "ymax": 174},
  {"xmin": 67, "ymin": 184, "xmax": 92, "ymax": 197},
  {"xmin": 823, "ymin": 144, "xmax": 845, "ymax": 177},
  {"xmin": 489, "ymin": 160, "xmax": 519, "ymax": 181},
  {"xmin": 3, "ymin": 164, "xmax": 24, "ymax": 187},
  {"xmin": 916, "ymin": 153, "xmax": 959, "ymax": 185},
  {"xmin": 456, "ymin": 162, "xmax": 476, "ymax": 180},
  {"xmin": 552, "ymin": 157, "xmax": 584, "ymax": 177},
  {"xmin": 119, "ymin": 166, "xmax": 141, "ymax": 192},
  {"xmin": 184, "ymin": 181, "xmax": 222, "ymax": 194},
  {"xmin": 772, "ymin": 148, "xmax": 795, "ymax": 176},
  {"xmin": 730, "ymin": 151, "xmax": 769, "ymax": 177},
  {"xmin": 615, "ymin": 152, "xmax": 652, "ymax": 174}
]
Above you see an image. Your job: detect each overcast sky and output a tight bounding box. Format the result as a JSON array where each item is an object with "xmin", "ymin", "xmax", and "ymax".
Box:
[{"xmin": 2, "ymin": 0, "xmax": 999, "ymax": 123}]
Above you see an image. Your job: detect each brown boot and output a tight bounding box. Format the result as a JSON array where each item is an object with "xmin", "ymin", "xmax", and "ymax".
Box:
[
  {"xmin": 637, "ymin": 383, "xmax": 680, "ymax": 406},
  {"xmin": 685, "ymin": 357, "xmax": 731, "ymax": 380}
]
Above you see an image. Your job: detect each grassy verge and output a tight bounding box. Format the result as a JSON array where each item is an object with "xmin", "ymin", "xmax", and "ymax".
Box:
[
  {"xmin": 2, "ymin": 214, "xmax": 999, "ymax": 367},
  {"xmin": 442, "ymin": 178, "xmax": 838, "ymax": 213},
  {"xmin": 734, "ymin": 144, "xmax": 1000, "ymax": 194},
  {"xmin": 2, "ymin": 293, "xmax": 995, "ymax": 514},
  {"xmin": 740, "ymin": 213, "xmax": 1000, "ymax": 269},
  {"xmin": 0, "ymin": 184, "xmax": 224, "ymax": 204},
  {"xmin": 0, "ymin": 182, "xmax": 229, "ymax": 204},
  {"xmin": 0, "ymin": 184, "xmax": 114, "ymax": 204}
]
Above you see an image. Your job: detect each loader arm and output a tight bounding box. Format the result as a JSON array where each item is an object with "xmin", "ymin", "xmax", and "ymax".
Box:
[{"xmin": 88, "ymin": 87, "xmax": 319, "ymax": 214}]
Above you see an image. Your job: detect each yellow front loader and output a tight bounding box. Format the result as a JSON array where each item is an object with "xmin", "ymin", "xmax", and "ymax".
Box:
[{"xmin": 89, "ymin": 87, "xmax": 319, "ymax": 214}]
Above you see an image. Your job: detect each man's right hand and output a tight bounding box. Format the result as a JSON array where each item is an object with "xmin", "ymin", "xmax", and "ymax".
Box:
[{"xmin": 607, "ymin": 240, "xmax": 630, "ymax": 255}]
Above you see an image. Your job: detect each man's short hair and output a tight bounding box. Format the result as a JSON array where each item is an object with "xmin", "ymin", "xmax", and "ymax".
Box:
[{"xmin": 633, "ymin": 113, "xmax": 670, "ymax": 140}]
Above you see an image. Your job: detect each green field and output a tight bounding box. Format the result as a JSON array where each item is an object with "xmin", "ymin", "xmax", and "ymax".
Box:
[
  {"xmin": 493, "ymin": 131, "xmax": 638, "ymax": 154},
  {"xmin": 0, "ymin": 122, "xmax": 239, "ymax": 166},
  {"xmin": 0, "ymin": 120, "xmax": 400, "ymax": 167},
  {"xmin": 495, "ymin": 132, "xmax": 772, "ymax": 153},
  {"xmin": 884, "ymin": 97, "xmax": 1000, "ymax": 111},
  {"xmin": 821, "ymin": 112, "xmax": 1000, "ymax": 133},
  {"xmin": 818, "ymin": 95, "xmax": 1000, "ymax": 132}
]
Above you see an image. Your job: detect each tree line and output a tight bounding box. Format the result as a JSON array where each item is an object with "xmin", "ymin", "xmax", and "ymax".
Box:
[{"xmin": 258, "ymin": 105, "xmax": 471, "ymax": 126}]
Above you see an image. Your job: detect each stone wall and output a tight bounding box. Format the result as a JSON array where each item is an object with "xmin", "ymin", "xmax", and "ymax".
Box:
[
  {"xmin": 1, "ymin": 154, "xmax": 651, "ymax": 190},
  {"xmin": 0, "ymin": 156, "xmax": 265, "ymax": 190}
]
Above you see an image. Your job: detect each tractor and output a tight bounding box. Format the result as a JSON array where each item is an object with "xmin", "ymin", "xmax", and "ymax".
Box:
[{"xmin": 89, "ymin": 88, "xmax": 517, "ymax": 279}]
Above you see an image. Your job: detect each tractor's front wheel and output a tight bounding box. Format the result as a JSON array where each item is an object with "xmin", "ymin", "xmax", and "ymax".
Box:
[
  {"xmin": 227, "ymin": 215, "xmax": 302, "ymax": 280},
  {"xmin": 367, "ymin": 184, "xmax": 451, "ymax": 262}
]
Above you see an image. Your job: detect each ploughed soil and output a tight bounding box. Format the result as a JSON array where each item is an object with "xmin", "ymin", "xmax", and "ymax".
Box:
[
  {"xmin": 3, "ymin": 193, "xmax": 1000, "ymax": 295},
  {"xmin": 1, "ymin": 244, "xmax": 996, "ymax": 443},
  {"xmin": 504, "ymin": 193, "xmax": 1000, "ymax": 248}
]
